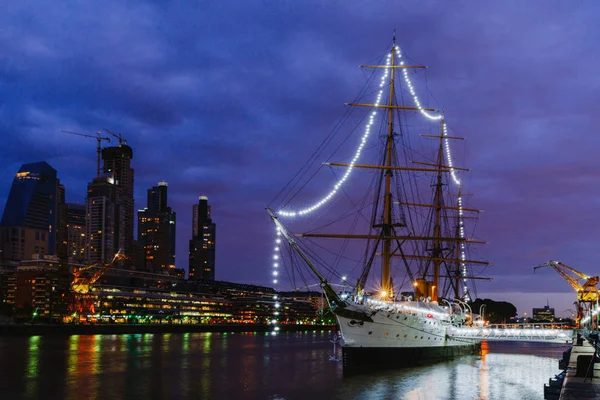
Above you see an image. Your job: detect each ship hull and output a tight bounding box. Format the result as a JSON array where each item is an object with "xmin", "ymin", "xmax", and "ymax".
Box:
[
  {"xmin": 342, "ymin": 343, "xmax": 480, "ymax": 374},
  {"xmin": 334, "ymin": 301, "xmax": 481, "ymax": 373}
]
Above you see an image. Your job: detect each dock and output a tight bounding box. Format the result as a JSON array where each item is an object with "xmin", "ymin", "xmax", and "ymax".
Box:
[{"xmin": 558, "ymin": 334, "xmax": 600, "ymax": 399}]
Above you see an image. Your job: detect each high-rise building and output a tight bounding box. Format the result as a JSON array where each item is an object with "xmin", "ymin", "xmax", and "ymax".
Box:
[
  {"xmin": 189, "ymin": 196, "xmax": 216, "ymax": 280},
  {"xmin": 0, "ymin": 162, "xmax": 64, "ymax": 261},
  {"xmin": 102, "ymin": 145, "xmax": 134, "ymax": 258},
  {"xmin": 137, "ymin": 182, "xmax": 176, "ymax": 274},
  {"xmin": 65, "ymin": 203, "xmax": 86, "ymax": 263},
  {"xmin": 85, "ymin": 177, "xmax": 117, "ymax": 264},
  {"xmin": 533, "ymin": 305, "xmax": 555, "ymax": 322},
  {"xmin": 55, "ymin": 183, "xmax": 67, "ymax": 260}
]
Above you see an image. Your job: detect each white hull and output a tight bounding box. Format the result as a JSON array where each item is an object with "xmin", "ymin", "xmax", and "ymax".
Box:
[{"xmin": 335, "ymin": 301, "xmax": 479, "ymax": 349}]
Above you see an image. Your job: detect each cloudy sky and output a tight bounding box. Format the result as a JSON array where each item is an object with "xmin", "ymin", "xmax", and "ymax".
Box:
[{"xmin": 2, "ymin": 0, "xmax": 599, "ymax": 315}]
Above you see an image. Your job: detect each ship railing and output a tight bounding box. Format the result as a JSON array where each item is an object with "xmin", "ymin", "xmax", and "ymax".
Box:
[{"xmin": 363, "ymin": 300, "xmax": 451, "ymax": 320}]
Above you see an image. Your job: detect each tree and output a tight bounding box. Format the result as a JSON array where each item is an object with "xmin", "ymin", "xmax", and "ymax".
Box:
[{"xmin": 468, "ymin": 298, "xmax": 517, "ymax": 324}]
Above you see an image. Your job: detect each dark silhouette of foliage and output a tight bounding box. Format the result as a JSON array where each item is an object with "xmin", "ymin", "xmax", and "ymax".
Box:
[{"xmin": 469, "ymin": 298, "xmax": 517, "ymax": 324}]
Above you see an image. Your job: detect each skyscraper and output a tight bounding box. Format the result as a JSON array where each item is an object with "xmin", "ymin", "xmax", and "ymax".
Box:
[
  {"xmin": 65, "ymin": 203, "xmax": 86, "ymax": 263},
  {"xmin": 137, "ymin": 182, "xmax": 176, "ymax": 274},
  {"xmin": 102, "ymin": 145, "xmax": 134, "ymax": 258},
  {"xmin": 189, "ymin": 196, "xmax": 216, "ymax": 280},
  {"xmin": 0, "ymin": 162, "xmax": 64, "ymax": 261},
  {"xmin": 85, "ymin": 177, "xmax": 116, "ymax": 264}
]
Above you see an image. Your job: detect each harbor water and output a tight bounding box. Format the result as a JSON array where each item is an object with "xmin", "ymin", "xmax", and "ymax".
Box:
[{"xmin": 0, "ymin": 331, "xmax": 569, "ymax": 399}]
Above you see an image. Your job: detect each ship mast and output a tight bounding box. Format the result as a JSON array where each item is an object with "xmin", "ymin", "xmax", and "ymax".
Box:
[
  {"xmin": 381, "ymin": 36, "xmax": 397, "ymax": 299},
  {"xmin": 430, "ymin": 120, "xmax": 446, "ymax": 301}
]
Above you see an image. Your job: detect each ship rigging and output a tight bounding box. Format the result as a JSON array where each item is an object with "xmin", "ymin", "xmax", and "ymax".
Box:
[
  {"xmin": 269, "ymin": 34, "xmax": 490, "ymax": 304},
  {"xmin": 267, "ymin": 34, "xmax": 491, "ymax": 371}
]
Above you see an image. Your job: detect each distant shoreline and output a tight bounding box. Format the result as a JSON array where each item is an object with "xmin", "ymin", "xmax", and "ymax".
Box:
[{"xmin": 0, "ymin": 323, "xmax": 337, "ymax": 337}]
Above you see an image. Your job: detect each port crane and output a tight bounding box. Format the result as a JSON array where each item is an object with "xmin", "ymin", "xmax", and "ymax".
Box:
[
  {"xmin": 71, "ymin": 251, "xmax": 127, "ymax": 315},
  {"xmin": 61, "ymin": 131, "xmax": 111, "ymax": 178},
  {"xmin": 534, "ymin": 260, "xmax": 599, "ymax": 327}
]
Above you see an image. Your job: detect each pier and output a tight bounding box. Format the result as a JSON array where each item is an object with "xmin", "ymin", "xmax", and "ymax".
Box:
[{"xmin": 557, "ymin": 334, "xmax": 600, "ymax": 399}]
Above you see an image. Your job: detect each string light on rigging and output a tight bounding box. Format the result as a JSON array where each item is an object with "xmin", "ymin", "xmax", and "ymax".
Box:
[
  {"xmin": 442, "ymin": 117, "xmax": 470, "ymax": 300},
  {"xmin": 395, "ymin": 42, "xmax": 471, "ymax": 300},
  {"xmin": 277, "ymin": 55, "xmax": 394, "ymax": 217},
  {"xmin": 274, "ymin": 43, "xmax": 475, "ymax": 301},
  {"xmin": 394, "ymin": 46, "xmax": 442, "ymax": 121},
  {"xmin": 269, "ymin": 228, "xmax": 282, "ymax": 334}
]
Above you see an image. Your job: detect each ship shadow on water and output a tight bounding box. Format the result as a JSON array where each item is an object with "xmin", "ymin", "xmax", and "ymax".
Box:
[{"xmin": 336, "ymin": 341, "xmax": 570, "ymax": 400}]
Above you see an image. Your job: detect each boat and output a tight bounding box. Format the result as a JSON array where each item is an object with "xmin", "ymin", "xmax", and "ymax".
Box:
[{"xmin": 267, "ymin": 33, "xmax": 489, "ymax": 373}]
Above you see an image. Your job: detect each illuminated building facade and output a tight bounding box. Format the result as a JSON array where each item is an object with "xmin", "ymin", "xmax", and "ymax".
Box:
[
  {"xmin": 14, "ymin": 256, "xmax": 60, "ymax": 319},
  {"xmin": 82, "ymin": 281, "xmax": 318, "ymax": 325},
  {"xmin": 137, "ymin": 182, "xmax": 177, "ymax": 274},
  {"xmin": 0, "ymin": 162, "xmax": 64, "ymax": 261},
  {"xmin": 66, "ymin": 203, "xmax": 86, "ymax": 263},
  {"xmin": 85, "ymin": 177, "xmax": 117, "ymax": 263},
  {"xmin": 91, "ymin": 285, "xmax": 233, "ymax": 323},
  {"xmin": 189, "ymin": 196, "xmax": 216, "ymax": 280},
  {"xmin": 0, "ymin": 266, "xmax": 16, "ymax": 308},
  {"xmin": 102, "ymin": 145, "xmax": 134, "ymax": 259}
]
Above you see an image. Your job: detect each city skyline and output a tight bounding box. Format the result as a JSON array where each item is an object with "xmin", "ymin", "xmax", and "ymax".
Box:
[{"xmin": 2, "ymin": 1, "xmax": 600, "ymax": 315}]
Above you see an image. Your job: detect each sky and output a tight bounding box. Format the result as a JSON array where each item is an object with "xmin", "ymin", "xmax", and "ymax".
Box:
[{"xmin": 1, "ymin": 0, "xmax": 600, "ymax": 316}]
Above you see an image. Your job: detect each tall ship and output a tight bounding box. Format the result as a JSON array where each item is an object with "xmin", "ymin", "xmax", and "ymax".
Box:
[{"xmin": 267, "ymin": 34, "xmax": 490, "ymax": 373}]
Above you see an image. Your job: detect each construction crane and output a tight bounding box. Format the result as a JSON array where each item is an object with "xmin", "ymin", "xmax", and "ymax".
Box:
[
  {"xmin": 62, "ymin": 131, "xmax": 111, "ymax": 178},
  {"xmin": 104, "ymin": 128, "xmax": 127, "ymax": 145},
  {"xmin": 534, "ymin": 260, "xmax": 599, "ymax": 327}
]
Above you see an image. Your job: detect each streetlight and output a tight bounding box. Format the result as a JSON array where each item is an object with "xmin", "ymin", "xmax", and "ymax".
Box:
[
  {"xmin": 479, "ymin": 304, "xmax": 487, "ymax": 325},
  {"xmin": 340, "ymin": 276, "xmax": 349, "ymax": 294},
  {"xmin": 455, "ymin": 298, "xmax": 472, "ymax": 325}
]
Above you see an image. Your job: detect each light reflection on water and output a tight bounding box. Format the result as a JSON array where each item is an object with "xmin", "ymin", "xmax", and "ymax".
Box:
[{"xmin": 0, "ymin": 332, "xmax": 568, "ymax": 400}]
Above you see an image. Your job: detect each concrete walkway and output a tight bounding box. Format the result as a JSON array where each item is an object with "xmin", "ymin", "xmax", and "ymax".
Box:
[{"xmin": 560, "ymin": 339, "xmax": 600, "ymax": 399}]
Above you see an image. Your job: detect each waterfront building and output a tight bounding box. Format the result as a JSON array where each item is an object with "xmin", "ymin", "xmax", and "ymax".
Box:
[
  {"xmin": 14, "ymin": 255, "xmax": 61, "ymax": 320},
  {"xmin": 279, "ymin": 291, "xmax": 326, "ymax": 313},
  {"xmin": 0, "ymin": 265, "xmax": 16, "ymax": 309},
  {"xmin": 85, "ymin": 177, "xmax": 117, "ymax": 264},
  {"xmin": 65, "ymin": 203, "xmax": 86, "ymax": 263},
  {"xmin": 533, "ymin": 305, "xmax": 555, "ymax": 322},
  {"xmin": 81, "ymin": 281, "xmax": 318, "ymax": 325},
  {"xmin": 102, "ymin": 145, "xmax": 134, "ymax": 259},
  {"xmin": 91, "ymin": 285, "xmax": 233, "ymax": 324},
  {"xmin": 137, "ymin": 182, "xmax": 177, "ymax": 275},
  {"xmin": 189, "ymin": 196, "xmax": 216, "ymax": 280},
  {"xmin": 0, "ymin": 162, "xmax": 64, "ymax": 261}
]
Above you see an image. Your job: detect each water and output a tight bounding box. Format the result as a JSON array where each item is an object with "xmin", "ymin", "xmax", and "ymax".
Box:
[{"xmin": 0, "ymin": 331, "xmax": 568, "ymax": 399}]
